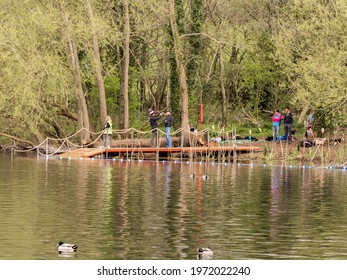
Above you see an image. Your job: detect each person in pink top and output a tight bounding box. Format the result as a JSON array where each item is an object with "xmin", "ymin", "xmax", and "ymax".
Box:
[{"xmin": 272, "ymin": 109, "xmax": 282, "ymax": 143}]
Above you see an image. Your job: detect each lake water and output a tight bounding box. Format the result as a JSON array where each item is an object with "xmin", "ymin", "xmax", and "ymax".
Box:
[{"xmin": 0, "ymin": 153, "xmax": 346, "ymax": 260}]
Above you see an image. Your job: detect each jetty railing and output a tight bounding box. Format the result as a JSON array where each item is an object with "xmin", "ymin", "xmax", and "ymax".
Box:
[
  {"xmin": 6, "ymin": 125, "xmax": 346, "ymax": 167},
  {"xmin": 9, "ymin": 126, "xmax": 244, "ymax": 161}
]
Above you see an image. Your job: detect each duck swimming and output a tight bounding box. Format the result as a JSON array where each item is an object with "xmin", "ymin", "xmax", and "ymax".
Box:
[
  {"xmin": 197, "ymin": 247, "xmax": 213, "ymax": 255},
  {"xmin": 197, "ymin": 247, "xmax": 213, "ymax": 260},
  {"xmin": 57, "ymin": 241, "xmax": 78, "ymax": 252},
  {"xmin": 190, "ymin": 174, "xmax": 209, "ymax": 180}
]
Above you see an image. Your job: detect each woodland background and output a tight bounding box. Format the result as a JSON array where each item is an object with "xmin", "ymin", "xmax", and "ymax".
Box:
[{"xmin": 0, "ymin": 0, "xmax": 346, "ymax": 145}]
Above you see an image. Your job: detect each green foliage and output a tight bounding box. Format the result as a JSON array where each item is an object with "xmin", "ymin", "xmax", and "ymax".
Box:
[
  {"xmin": 274, "ymin": 0, "xmax": 347, "ymax": 128},
  {"xmin": 165, "ymin": 17, "xmax": 181, "ymax": 128},
  {"xmin": 0, "ymin": 0, "xmax": 345, "ymax": 144}
]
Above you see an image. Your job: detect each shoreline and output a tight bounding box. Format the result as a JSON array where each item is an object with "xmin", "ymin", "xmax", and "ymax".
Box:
[
  {"xmin": 236, "ymin": 140, "xmax": 346, "ymax": 166},
  {"xmin": 1, "ymin": 136, "xmax": 346, "ymax": 167}
]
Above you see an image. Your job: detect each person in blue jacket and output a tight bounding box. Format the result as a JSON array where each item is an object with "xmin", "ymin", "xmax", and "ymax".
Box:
[
  {"xmin": 163, "ymin": 109, "xmax": 172, "ymax": 148},
  {"xmin": 272, "ymin": 109, "xmax": 282, "ymax": 143}
]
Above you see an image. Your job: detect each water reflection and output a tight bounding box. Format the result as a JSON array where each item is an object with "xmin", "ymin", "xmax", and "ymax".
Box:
[
  {"xmin": 0, "ymin": 154, "xmax": 347, "ymax": 260},
  {"xmin": 57, "ymin": 251, "xmax": 77, "ymax": 258},
  {"xmin": 268, "ymin": 164, "xmax": 296, "ymax": 258}
]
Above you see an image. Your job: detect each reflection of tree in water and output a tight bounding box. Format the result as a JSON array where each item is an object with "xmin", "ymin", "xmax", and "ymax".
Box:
[
  {"xmin": 161, "ymin": 162, "xmax": 212, "ymax": 259},
  {"xmin": 301, "ymin": 167, "xmax": 343, "ymax": 228},
  {"xmin": 64, "ymin": 160, "xmax": 347, "ymax": 260},
  {"xmin": 3, "ymin": 154, "xmax": 347, "ymax": 260},
  {"xmin": 302, "ymin": 167, "xmax": 330, "ymax": 223},
  {"xmin": 163, "ymin": 163, "xmax": 171, "ymax": 209},
  {"xmin": 102, "ymin": 162, "xmax": 113, "ymax": 216},
  {"xmin": 270, "ymin": 166, "xmax": 281, "ymax": 220},
  {"xmin": 298, "ymin": 167, "xmax": 347, "ymax": 258},
  {"xmin": 162, "ymin": 163, "xmax": 190, "ymax": 259},
  {"xmin": 301, "ymin": 167, "xmax": 331, "ymax": 215},
  {"xmin": 269, "ymin": 164, "xmax": 295, "ymax": 258},
  {"xmin": 102, "ymin": 161, "xmax": 129, "ymax": 259}
]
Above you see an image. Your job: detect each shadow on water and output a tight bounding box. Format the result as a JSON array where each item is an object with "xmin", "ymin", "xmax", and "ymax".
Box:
[{"xmin": 0, "ymin": 154, "xmax": 346, "ymax": 260}]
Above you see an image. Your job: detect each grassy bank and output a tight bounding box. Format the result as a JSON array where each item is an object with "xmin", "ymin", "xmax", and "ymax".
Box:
[{"xmin": 237, "ymin": 139, "xmax": 346, "ymax": 167}]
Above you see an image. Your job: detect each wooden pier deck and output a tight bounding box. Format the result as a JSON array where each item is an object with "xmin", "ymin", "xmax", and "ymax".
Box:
[{"xmin": 58, "ymin": 145, "xmax": 262, "ymax": 159}]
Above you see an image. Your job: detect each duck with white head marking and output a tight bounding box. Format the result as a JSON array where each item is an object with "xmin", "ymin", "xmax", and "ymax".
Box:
[
  {"xmin": 197, "ymin": 247, "xmax": 213, "ymax": 260},
  {"xmin": 57, "ymin": 241, "xmax": 78, "ymax": 253}
]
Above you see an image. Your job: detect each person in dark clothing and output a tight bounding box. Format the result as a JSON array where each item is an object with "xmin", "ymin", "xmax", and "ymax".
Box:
[
  {"xmin": 149, "ymin": 109, "xmax": 162, "ymax": 147},
  {"xmin": 163, "ymin": 109, "xmax": 172, "ymax": 147},
  {"xmin": 283, "ymin": 107, "xmax": 293, "ymax": 143},
  {"xmin": 103, "ymin": 115, "xmax": 113, "ymax": 148}
]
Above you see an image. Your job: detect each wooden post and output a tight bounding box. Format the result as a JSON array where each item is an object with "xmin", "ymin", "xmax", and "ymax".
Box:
[
  {"xmin": 131, "ymin": 128, "xmax": 134, "ymax": 161},
  {"xmin": 180, "ymin": 129, "xmax": 184, "ymax": 162},
  {"xmin": 249, "ymin": 129, "xmax": 253, "ymax": 158},
  {"xmin": 207, "ymin": 127, "xmax": 211, "ymax": 161},
  {"xmin": 233, "ymin": 144, "xmax": 237, "ymax": 162},
  {"xmin": 321, "ymin": 128, "xmax": 325, "ymax": 163},
  {"xmin": 125, "ymin": 137, "xmax": 128, "ymax": 161},
  {"xmin": 156, "ymin": 128, "xmax": 159, "ymax": 162},
  {"xmin": 303, "ymin": 120, "xmax": 307, "ymax": 159},
  {"xmin": 46, "ymin": 139, "xmax": 48, "ymax": 158}
]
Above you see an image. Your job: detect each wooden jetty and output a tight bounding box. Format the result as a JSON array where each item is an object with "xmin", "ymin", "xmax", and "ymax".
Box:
[{"xmin": 58, "ymin": 145, "xmax": 262, "ymax": 159}]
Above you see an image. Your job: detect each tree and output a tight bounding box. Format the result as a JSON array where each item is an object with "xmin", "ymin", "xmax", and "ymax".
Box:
[
  {"xmin": 118, "ymin": 0, "xmax": 130, "ymax": 134},
  {"xmin": 274, "ymin": 0, "xmax": 347, "ymax": 128},
  {"xmin": 1, "ymin": 0, "xmax": 346, "ymax": 147},
  {"xmin": 86, "ymin": 0, "xmax": 107, "ymax": 130},
  {"xmin": 168, "ymin": 0, "xmax": 189, "ymax": 131},
  {"xmin": 60, "ymin": 0, "xmax": 91, "ymax": 144},
  {"xmin": 0, "ymin": 0, "xmax": 82, "ymax": 143}
]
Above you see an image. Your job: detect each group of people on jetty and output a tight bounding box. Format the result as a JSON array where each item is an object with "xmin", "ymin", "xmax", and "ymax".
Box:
[
  {"xmin": 102, "ymin": 108, "xmax": 173, "ymax": 148},
  {"xmin": 148, "ymin": 108, "xmax": 172, "ymax": 148},
  {"xmin": 101, "ymin": 107, "xmax": 316, "ymax": 148},
  {"xmin": 271, "ymin": 108, "xmax": 315, "ymax": 145}
]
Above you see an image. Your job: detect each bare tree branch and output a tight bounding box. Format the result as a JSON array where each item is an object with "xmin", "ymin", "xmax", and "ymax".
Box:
[{"xmin": 0, "ymin": 133, "xmax": 35, "ymax": 147}]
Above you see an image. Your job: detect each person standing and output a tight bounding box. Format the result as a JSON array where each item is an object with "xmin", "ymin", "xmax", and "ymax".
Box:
[
  {"xmin": 149, "ymin": 109, "xmax": 162, "ymax": 147},
  {"xmin": 306, "ymin": 110, "xmax": 315, "ymax": 139},
  {"xmin": 283, "ymin": 107, "xmax": 293, "ymax": 143},
  {"xmin": 103, "ymin": 115, "xmax": 112, "ymax": 148},
  {"xmin": 272, "ymin": 109, "xmax": 282, "ymax": 143},
  {"xmin": 163, "ymin": 109, "xmax": 172, "ymax": 148}
]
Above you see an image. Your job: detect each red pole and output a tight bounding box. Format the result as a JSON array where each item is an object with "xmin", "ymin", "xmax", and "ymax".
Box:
[{"xmin": 199, "ymin": 103, "xmax": 204, "ymax": 123}]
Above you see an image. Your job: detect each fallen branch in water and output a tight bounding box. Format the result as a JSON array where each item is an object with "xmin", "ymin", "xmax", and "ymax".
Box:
[{"xmin": 0, "ymin": 133, "xmax": 35, "ymax": 147}]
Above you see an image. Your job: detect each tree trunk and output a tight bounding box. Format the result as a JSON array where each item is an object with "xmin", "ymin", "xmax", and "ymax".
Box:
[
  {"xmin": 178, "ymin": 63, "xmax": 189, "ymax": 130},
  {"xmin": 218, "ymin": 45, "xmax": 227, "ymax": 127},
  {"xmin": 86, "ymin": 0, "xmax": 107, "ymax": 130},
  {"xmin": 27, "ymin": 123, "xmax": 45, "ymax": 145},
  {"xmin": 168, "ymin": 0, "xmax": 189, "ymax": 131},
  {"xmin": 69, "ymin": 39, "xmax": 91, "ymax": 144},
  {"xmin": 298, "ymin": 105, "xmax": 310, "ymax": 124},
  {"xmin": 60, "ymin": 1, "xmax": 91, "ymax": 144},
  {"xmin": 119, "ymin": 0, "xmax": 130, "ymax": 137}
]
